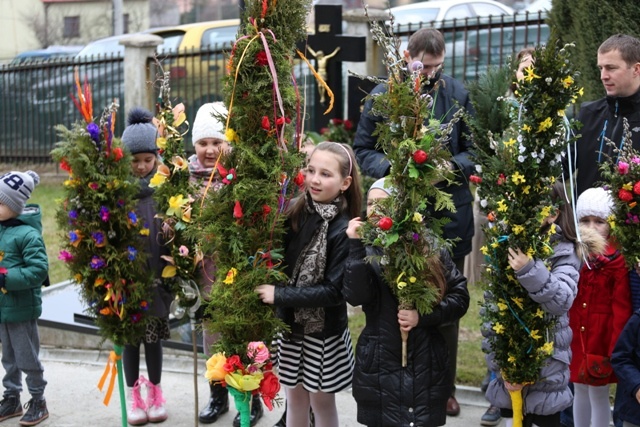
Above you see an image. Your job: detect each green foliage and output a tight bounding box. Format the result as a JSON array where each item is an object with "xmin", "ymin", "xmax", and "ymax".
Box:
[
  {"xmin": 549, "ymin": 0, "xmax": 640, "ymax": 102},
  {"xmin": 356, "ymin": 19, "xmax": 457, "ymax": 315},
  {"xmin": 50, "ymin": 95, "xmax": 152, "ymax": 346},
  {"xmin": 190, "ymin": 0, "xmax": 311, "ymax": 357},
  {"xmin": 469, "ymin": 39, "xmax": 582, "ymax": 383},
  {"xmin": 600, "ymin": 119, "xmax": 640, "ymax": 269}
]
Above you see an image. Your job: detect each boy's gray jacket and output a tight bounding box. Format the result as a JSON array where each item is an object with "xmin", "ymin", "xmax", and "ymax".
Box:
[
  {"xmin": 483, "ymin": 230, "xmax": 580, "ymax": 416},
  {"xmin": 0, "ymin": 204, "xmax": 48, "ymax": 323}
]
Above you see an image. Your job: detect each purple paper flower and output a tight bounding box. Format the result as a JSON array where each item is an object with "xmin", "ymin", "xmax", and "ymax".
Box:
[
  {"xmin": 58, "ymin": 250, "xmax": 74, "ymax": 262},
  {"xmin": 127, "ymin": 246, "xmax": 137, "ymax": 261},
  {"xmin": 412, "ymin": 233, "xmax": 420, "ymax": 242},
  {"xmin": 87, "ymin": 122, "xmax": 100, "ymax": 143},
  {"xmin": 91, "ymin": 231, "xmax": 106, "ymax": 247},
  {"xmin": 127, "ymin": 211, "xmax": 138, "ymax": 226},
  {"xmin": 117, "ymin": 199, "xmax": 125, "ymax": 208},
  {"xmin": 90, "ymin": 256, "xmax": 106, "ymax": 270},
  {"xmin": 131, "ymin": 313, "xmax": 142, "ymax": 323},
  {"xmin": 100, "ymin": 206, "xmax": 110, "ymax": 222},
  {"xmin": 68, "ymin": 210, "xmax": 78, "ymax": 220},
  {"xmin": 69, "ymin": 230, "xmax": 80, "ymax": 244}
]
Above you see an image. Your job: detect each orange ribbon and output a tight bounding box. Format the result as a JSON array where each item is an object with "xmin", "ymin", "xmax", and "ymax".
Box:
[{"xmin": 97, "ymin": 350, "xmax": 121, "ymax": 406}]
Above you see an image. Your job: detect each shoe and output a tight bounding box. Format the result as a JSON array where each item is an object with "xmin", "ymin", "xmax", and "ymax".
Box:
[
  {"xmin": 146, "ymin": 381, "xmax": 168, "ymax": 423},
  {"xmin": 18, "ymin": 398, "xmax": 48, "ymax": 426},
  {"xmin": 481, "ymin": 405, "xmax": 502, "ymax": 426},
  {"xmin": 446, "ymin": 396, "xmax": 460, "ymax": 416},
  {"xmin": 199, "ymin": 382, "xmax": 229, "ymax": 424},
  {"xmin": 127, "ymin": 380, "xmax": 148, "ymax": 426},
  {"xmin": 233, "ymin": 395, "xmax": 263, "ymax": 427},
  {"xmin": 0, "ymin": 394, "xmax": 22, "ymax": 422}
]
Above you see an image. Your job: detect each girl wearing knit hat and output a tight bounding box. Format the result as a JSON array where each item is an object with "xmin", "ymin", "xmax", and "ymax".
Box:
[
  {"xmin": 122, "ymin": 107, "xmax": 172, "ymax": 425},
  {"xmin": 569, "ymin": 187, "xmax": 633, "ymax": 427},
  {"xmin": 189, "ymin": 102, "xmax": 231, "ymax": 182}
]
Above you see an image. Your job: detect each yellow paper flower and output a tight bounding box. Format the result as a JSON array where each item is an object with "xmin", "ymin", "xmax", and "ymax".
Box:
[
  {"xmin": 537, "ymin": 117, "xmax": 553, "ymax": 133},
  {"xmin": 512, "ymin": 224, "xmax": 524, "ymax": 235},
  {"xmin": 171, "ymin": 155, "xmax": 188, "ymax": 171},
  {"xmin": 540, "ymin": 341, "xmax": 554, "ymax": 355},
  {"xmin": 562, "ymin": 75, "xmax": 574, "ymax": 88},
  {"xmin": 481, "ymin": 245, "xmax": 489, "ymax": 255},
  {"xmin": 205, "ymin": 353, "xmax": 228, "ymax": 382},
  {"xmin": 511, "ymin": 297, "xmax": 524, "ymax": 310},
  {"xmin": 150, "ymin": 173, "xmax": 167, "ymax": 188},
  {"xmin": 512, "ymin": 171, "xmax": 526, "ymax": 185},
  {"xmin": 223, "ymin": 267, "xmax": 238, "ymax": 284},
  {"xmin": 225, "ymin": 372, "xmax": 263, "ymax": 392},
  {"xmin": 409, "ymin": 276, "xmax": 417, "ymax": 283},
  {"xmin": 493, "ymin": 323, "xmax": 505, "ymax": 334},
  {"xmin": 534, "ymin": 308, "xmax": 545, "ymax": 318},
  {"xmin": 167, "ymin": 195, "xmax": 188, "ymax": 217},
  {"xmin": 523, "ymin": 66, "xmax": 541, "ymax": 82},
  {"xmin": 156, "ymin": 137, "xmax": 167, "ymax": 150},
  {"xmin": 497, "ymin": 302, "xmax": 508, "ymax": 312},
  {"xmin": 497, "ymin": 200, "xmax": 508, "ymax": 212},
  {"xmin": 162, "ymin": 265, "xmax": 177, "ymax": 278},
  {"xmin": 412, "ymin": 212, "xmax": 423, "ymax": 223},
  {"xmin": 530, "ymin": 329, "xmax": 542, "ymax": 340},
  {"xmin": 508, "ymin": 354, "xmax": 517, "ymax": 364},
  {"xmin": 522, "ymin": 185, "xmax": 531, "ymax": 195},
  {"xmin": 503, "ymin": 138, "xmax": 516, "ymax": 148},
  {"xmin": 225, "ymin": 128, "xmax": 238, "ymax": 142},
  {"xmin": 522, "ymin": 124, "xmax": 531, "ymax": 133},
  {"xmin": 623, "ymin": 182, "xmax": 633, "ymax": 191}
]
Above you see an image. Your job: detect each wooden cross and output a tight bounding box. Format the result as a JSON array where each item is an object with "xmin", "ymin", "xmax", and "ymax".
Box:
[{"xmin": 304, "ymin": 4, "xmax": 366, "ymax": 131}]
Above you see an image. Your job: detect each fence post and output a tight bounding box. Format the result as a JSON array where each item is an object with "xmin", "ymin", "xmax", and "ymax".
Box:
[
  {"xmin": 343, "ymin": 8, "xmax": 387, "ymax": 79},
  {"xmin": 120, "ymin": 34, "xmax": 163, "ymax": 115}
]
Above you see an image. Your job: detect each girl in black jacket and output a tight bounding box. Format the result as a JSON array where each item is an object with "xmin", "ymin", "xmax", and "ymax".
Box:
[{"xmin": 343, "ymin": 178, "xmax": 469, "ymax": 427}]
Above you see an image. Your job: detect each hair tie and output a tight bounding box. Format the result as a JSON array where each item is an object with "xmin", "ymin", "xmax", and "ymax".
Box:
[{"xmin": 335, "ymin": 143, "xmax": 353, "ymax": 177}]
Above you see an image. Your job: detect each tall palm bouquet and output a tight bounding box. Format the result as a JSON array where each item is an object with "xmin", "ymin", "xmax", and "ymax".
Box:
[
  {"xmin": 51, "ymin": 72, "xmax": 152, "ymax": 425},
  {"xmin": 467, "ymin": 38, "xmax": 582, "ymax": 426},
  {"xmin": 189, "ymin": 0, "xmax": 311, "ymax": 424},
  {"xmin": 354, "ymin": 12, "xmax": 458, "ymax": 367}
]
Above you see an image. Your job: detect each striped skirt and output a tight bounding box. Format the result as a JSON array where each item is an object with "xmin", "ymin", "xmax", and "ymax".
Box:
[{"xmin": 276, "ymin": 327, "xmax": 354, "ymax": 393}]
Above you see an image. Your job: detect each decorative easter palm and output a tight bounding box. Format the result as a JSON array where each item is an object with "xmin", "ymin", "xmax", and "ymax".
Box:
[
  {"xmin": 51, "ymin": 72, "xmax": 152, "ymax": 427},
  {"xmin": 190, "ymin": 1, "xmax": 310, "ymax": 425},
  {"xmin": 354, "ymin": 13, "xmax": 457, "ymax": 367},
  {"xmin": 468, "ymin": 39, "xmax": 582, "ymax": 427}
]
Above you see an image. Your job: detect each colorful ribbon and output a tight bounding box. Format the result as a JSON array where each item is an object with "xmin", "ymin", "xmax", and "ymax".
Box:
[{"xmin": 97, "ymin": 350, "xmax": 121, "ymax": 406}]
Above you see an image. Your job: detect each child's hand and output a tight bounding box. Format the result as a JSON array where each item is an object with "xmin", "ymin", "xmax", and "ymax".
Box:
[
  {"xmin": 398, "ymin": 309, "xmax": 418, "ymax": 332},
  {"xmin": 504, "ymin": 381, "xmax": 524, "ymax": 392},
  {"xmin": 254, "ymin": 284, "xmax": 275, "ymax": 305},
  {"xmin": 508, "ymin": 247, "xmax": 530, "ymax": 272},
  {"xmin": 346, "ymin": 217, "xmax": 364, "ymax": 239}
]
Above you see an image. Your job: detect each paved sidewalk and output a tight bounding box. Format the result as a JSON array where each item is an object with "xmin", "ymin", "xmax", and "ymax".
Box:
[{"xmin": 5, "ymin": 346, "xmax": 495, "ymax": 427}]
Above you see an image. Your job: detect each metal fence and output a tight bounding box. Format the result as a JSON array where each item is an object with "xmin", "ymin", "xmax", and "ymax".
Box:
[{"xmin": 0, "ymin": 12, "xmax": 548, "ymax": 163}]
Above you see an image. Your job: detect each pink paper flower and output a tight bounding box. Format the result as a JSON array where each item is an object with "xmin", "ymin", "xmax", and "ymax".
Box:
[
  {"xmin": 247, "ymin": 341, "xmax": 269, "ymax": 364},
  {"xmin": 618, "ymin": 161, "xmax": 630, "ymax": 175}
]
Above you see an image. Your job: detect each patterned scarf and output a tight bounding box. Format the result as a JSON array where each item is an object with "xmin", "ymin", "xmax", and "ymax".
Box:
[{"xmin": 290, "ymin": 196, "xmax": 339, "ymax": 334}]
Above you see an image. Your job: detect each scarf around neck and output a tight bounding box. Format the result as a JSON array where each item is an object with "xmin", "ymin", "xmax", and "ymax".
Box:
[{"xmin": 290, "ymin": 194, "xmax": 340, "ymax": 334}]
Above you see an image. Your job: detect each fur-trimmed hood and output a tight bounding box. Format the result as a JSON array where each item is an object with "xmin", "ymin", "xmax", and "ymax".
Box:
[{"xmin": 575, "ymin": 225, "xmax": 607, "ymax": 262}]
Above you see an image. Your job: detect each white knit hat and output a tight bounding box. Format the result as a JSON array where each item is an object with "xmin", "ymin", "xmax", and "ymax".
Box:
[
  {"xmin": 191, "ymin": 102, "xmax": 228, "ymax": 145},
  {"xmin": 0, "ymin": 170, "xmax": 39, "ymax": 215},
  {"xmin": 576, "ymin": 187, "xmax": 613, "ymax": 221}
]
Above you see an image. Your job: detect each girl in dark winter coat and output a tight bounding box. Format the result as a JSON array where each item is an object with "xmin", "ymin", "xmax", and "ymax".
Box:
[
  {"xmin": 342, "ymin": 178, "xmax": 469, "ymax": 427},
  {"xmin": 612, "ymin": 308, "xmax": 640, "ymax": 427},
  {"xmin": 255, "ymin": 142, "xmax": 362, "ymax": 427},
  {"xmin": 569, "ymin": 187, "xmax": 633, "ymax": 427},
  {"xmin": 484, "ymin": 181, "xmax": 585, "ymax": 427},
  {"xmin": 122, "ymin": 108, "xmax": 173, "ymax": 425}
]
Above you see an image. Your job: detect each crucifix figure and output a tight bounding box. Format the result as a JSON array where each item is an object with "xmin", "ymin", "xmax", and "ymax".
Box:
[{"xmin": 307, "ymin": 46, "xmax": 341, "ymax": 104}]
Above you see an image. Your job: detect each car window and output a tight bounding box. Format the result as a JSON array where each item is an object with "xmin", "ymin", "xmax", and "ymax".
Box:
[
  {"xmin": 472, "ymin": 3, "xmax": 511, "ymax": 16},
  {"xmin": 156, "ymin": 32, "xmax": 185, "ymax": 53},
  {"xmin": 443, "ymin": 4, "xmax": 473, "ymax": 21},
  {"xmin": 76, "ymin": 39, "xmax": 125, "ymax": 58},
  {"xmin": 201, "ymin": 26, "xmax": 238, "ymax": 49},
  {"xmin": 390, "ymin": 8, "xmax": 440, "ymax": 25}
]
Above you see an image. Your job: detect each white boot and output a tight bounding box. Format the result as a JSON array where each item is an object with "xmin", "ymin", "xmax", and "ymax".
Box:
[
  {"xmin": 127, "ymin": 379, "xmax": 148, "ymax": 426},
  {"xmin": 146, "ymin": 381, "xmax": 168, "ymax": 423}
]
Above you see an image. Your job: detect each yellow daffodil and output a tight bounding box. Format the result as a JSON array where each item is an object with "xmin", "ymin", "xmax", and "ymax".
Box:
[
  {"xmin": 156, "ymin": 137, "xmax": 167, "ymax": 150},
  {"xmin": 162, "ymin": 265, "xmax": 177, "ymax": 278},
  {"xmin": 173, "ymin": 104, "xmax": 186, "ymax": 126},
  {"xmin": 541, "ymin": 342, "xmax": 554, "ymax": 355},
  {"xmin": 182, "ymin": 205, "xmax": 192, "ymax": 223},
  {"xmin": 512, "ymin": 171, "xmax": 526, "ymax": 185},
  {"xmin": 204, "ymin": 353, "xmax": 228, "ymax": 382},
  {"xmin": 562, "ymin": 75, "xmax": 574, "ymax": 88},
  {"xmin": 223, "ymin": 267, "xmax": 238, "ymax": 284},
  {"xmin": 512, "ymin": 224, "xmax": 524, "ymax": 235},
  {"xmin": 523, "ymin": 66, "xmax": 541, "ymax": 82},
  {"xmin": 511, "ymin": 297, "xmax": 524, "ymax": 310},
  {"xmin": 530, "ymin": 329, "xmax": 542, "ymax": 340},
  {"xmin": 167, "ymin": 195, "xmax": 188, "ymax": 217},
  {"xmin": 412, "ymin": 212, "xmax": 423, "ymax": 223},
  {"xmin": 171, "ymin": 155, "xmax": 188, "ymax": 171},
  {"xmin": 493, "ymin": 323, "xmax": 505, "ymax": 334},
  {"xmin": 537, "ymin": 117, "xmax": 553, "ymax": 133},
  {"xmin": 149, "ymin": 173, "xmax": 167, "ymax": 188},
  {"xmin": 497, "ymin": 200, "xmax": 508, "ymax": 212},
  {"xmin": 225, "ymin": 372, "xmax": 263, "ymax": 392}
]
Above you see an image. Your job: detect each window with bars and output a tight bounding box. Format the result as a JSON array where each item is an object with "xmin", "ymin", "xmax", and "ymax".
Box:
[{"xmin": 63, "ymin": 16, "xmax": 80, "ymax": 38}]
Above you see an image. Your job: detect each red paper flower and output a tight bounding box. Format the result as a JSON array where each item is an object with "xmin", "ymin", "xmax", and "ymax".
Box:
[
  {"xmin": 262, "ymin": 204, "xmax": 271, "ymax": 220},
  {"xmin": 378, "ymin": 216, "xmax": 393, "ymax": 230},
  {"xmin": 233, "ymin": 200, "xmax": 244, "ymax": 219},
  {"xmin": 497, "ymin": 173, "xmax": 506, "ymax": 185},
  {"xmin": 330, "ymin": 118, "xmax": 343, "ymax": 125},
  {"xmin": 222, "ymin": 168, "xmax": 236, "ymax": 185},
  {"xmin": 259, "ymin": 369, "xmax": 280, "ymax": 411},
  {"xmin": 261, "ymin": 116, "xmax": 271, "ymax": 131},
  {"xmin": 343, "ymin": 119, "xmax": 353, "ymax": 131},
  {"xmin": 619, "ymin": 188, "xmax": 634, "ymax": 202},
  {"xmin": 633, "ymin": 181, "xmax": 640, "ymax": 195},
  {"xmin": 60, "ymin": 159, "xmax": 72, "ymax": 174},
  {"xmin": 255, "ymin": 51, "xmax": 268, "ymax": 66},
  {"xmin": 469, "ymin": 174, "xmax": 482, "ymax": 184},
  {"xmin": 112, "ymin": 147, "xmax": 124, "ymax": 161},
  {"xmin": 412, "ymin": 150, "xmax": 428, "ymax": 164},
  {"xmin": 293, "ymin": 171, "xmax": 305, "ymax": 188}
]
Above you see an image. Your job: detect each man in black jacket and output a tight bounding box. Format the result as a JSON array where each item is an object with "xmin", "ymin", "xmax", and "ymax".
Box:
[
  {"xmin": 568, "ymin": 34, "xmax": 640, "ymax": 196},
  {"xmin": 352, "ymin": 27, "xmax": 475, "ymax": 417}
]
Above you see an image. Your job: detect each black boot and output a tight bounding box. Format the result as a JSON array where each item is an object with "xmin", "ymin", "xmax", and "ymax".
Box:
[
  {"xmin": 0, "ymin": 394, "xmax": 22, "ymax": 422},
  {"xmin": 199, "ymin": 382, "xmax": 229, "ymax": 424},
  {"xmin": 274, "ymin": 407, "xmax": 286, "ymax": 427},
  {"xmin": 233, "ymin": 395, "xmax": 264, "ymax": 427}
]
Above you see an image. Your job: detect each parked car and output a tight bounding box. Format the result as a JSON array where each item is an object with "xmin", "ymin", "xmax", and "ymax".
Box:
[
  {"xmin": 31, "ymin": 19, "xmax": 239, "ymax": 135},
  {"xmin": 10, "ymin": 46, "xmax": 83, "ymax": 64},
  {"xmin": 389, "ymin": 0, "xmax": 514, "ymax": 30}
]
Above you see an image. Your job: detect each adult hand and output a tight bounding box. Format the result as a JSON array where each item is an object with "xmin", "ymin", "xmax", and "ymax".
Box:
[
  {"xmin": 398, "ymin": 309, "xmax": 418, "ymax": 332},
  {"xmin": 254, "ymin": 284, "xmax": 275, "ymax": 305},
  {"xmin": 504, "ymin": 381, "xmax": 524, "ymax": 392},
  {"xmin": 346, "ymin": 217, "xmax": 363, "ymax": 239},
  {"xmin": 508, "ymin": 247, "xmax": 530, "ymax": 272}
]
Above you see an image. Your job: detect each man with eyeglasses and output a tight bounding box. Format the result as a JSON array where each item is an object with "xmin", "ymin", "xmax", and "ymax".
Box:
[{"xmin": 353, "ymin": 27, "xmax": 476, "ymax": 418}]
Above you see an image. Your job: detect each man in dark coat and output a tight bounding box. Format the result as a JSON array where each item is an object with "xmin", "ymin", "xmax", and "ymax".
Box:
[{"xmin": 352, "ymin": 27, "xmax": 475, "ymax": 417}]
